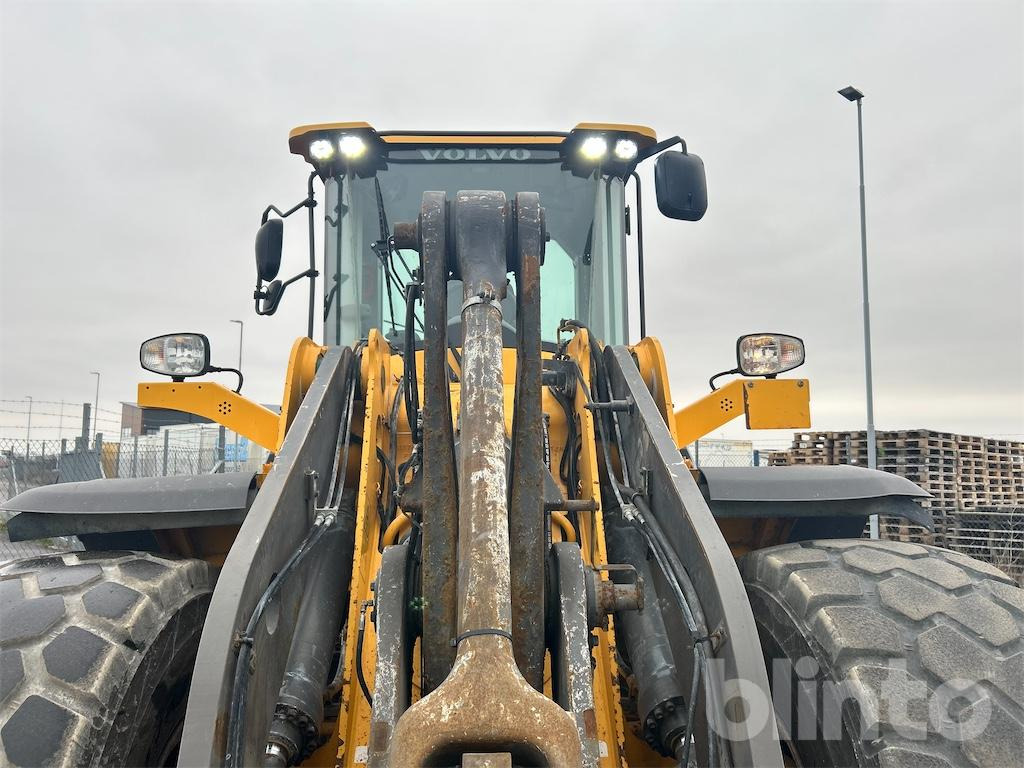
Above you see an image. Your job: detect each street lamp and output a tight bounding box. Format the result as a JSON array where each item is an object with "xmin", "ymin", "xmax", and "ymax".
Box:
[
  {"xmin": 838, "ymin": 84, "xmax": 878, "ymax": 540},
  {"xmin": 230, "ymin": 320, "xmax": 244, "ymax": 469},
  {"xmin": 90, "ymin": 371, "xmax": 101, "ymax": 445}
]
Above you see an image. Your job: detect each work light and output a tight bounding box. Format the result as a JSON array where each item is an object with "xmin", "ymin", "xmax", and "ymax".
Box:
[
  {"xmin": 614, "ymin": 138, "xmax": 638, "ymax": 160},
  {"xmin": 309, "ymin": 139, "xmax": 335, "ymax": 161},
  {"xmin": 140, "ymin": 333, "xmax": 211, "ymax": 378},
  {"xmin": 736, "ymin": 334, "xmax": 805, "ymax": 377},
  {"xmin": 580, "ymin": 136, "xmax": 608, "ymax": 160},
  {"xmin": 339, "ymin": 134, "xmax": 367, "ymax": 158}
]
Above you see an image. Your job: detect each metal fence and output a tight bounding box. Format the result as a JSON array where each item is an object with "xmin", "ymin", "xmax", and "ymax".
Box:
[
  {"xmin": 943, "ymin": 506, "xmax": 1024, "ymax": 583},
  {"xmin": 0, "ymin": 429, "xmax": 269, "ymax": 562},
  {"xmin": 690, "ymin": 439, "xmax": 758, "ymax": 467}
]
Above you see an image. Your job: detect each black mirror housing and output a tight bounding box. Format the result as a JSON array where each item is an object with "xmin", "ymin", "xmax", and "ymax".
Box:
[
  {"xmin": 654, "ymin": 151, "xmax": 708, "ymax": 221},
  {"xmin": 255, "ymin": 219, "xmax": 284, "ymax": 282},
  {"xmin": 258, "ymin": 279, "xmax": 285, "ymax": 315}
]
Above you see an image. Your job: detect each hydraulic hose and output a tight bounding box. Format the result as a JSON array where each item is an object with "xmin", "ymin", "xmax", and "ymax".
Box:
[
  {"xmin": 225, "ymin": 520, "xmax": 330, "ymax": 768},
  {"xmin": 225, "ymin": 354, "xmax": 360, "ymax": 767},
  {"xmin": 561, "ymin": 323, "xmax": 717, "ymax": 766},
  {"xmin": 264, "ymin": 515, "xmax": 355, "ymax": 766}
]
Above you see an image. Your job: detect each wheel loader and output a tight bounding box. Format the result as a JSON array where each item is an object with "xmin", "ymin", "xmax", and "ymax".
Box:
[{"xmin": 2, "ymin": 122, "xmax": 1022, "ymax": 768}]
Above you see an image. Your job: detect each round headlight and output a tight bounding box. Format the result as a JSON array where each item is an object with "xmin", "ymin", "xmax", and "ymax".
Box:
[
  {"xmin": 614, "ymin": 138, "xmax": 638, "ymax": 160},
  {"xmin": 339, "ymin": 134, "xmax": 367, "ymax": 158},
  {"xmin": 309, "ymin": 139, "xmax": 335, "ymax": 161},
  {"xmin": 580, "ymin": 136, "xmax": 608, "ymax": 161}
]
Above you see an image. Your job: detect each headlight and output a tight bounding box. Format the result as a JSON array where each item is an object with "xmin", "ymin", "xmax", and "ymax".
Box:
[
  {"xmin": 614, "ymin": 138, "xmax": 638, "ymax": 160},
  {"xmin": 339, "ymin": 134, "xmax": 367, "ymax": 158},
  {"xmin": 736, "ymin": 334, "xmax": 805, "ymax": 376},
  {"xmin": 288, "ymin": 123, "xmax": 382, "ymax": 174},
  {"xmin": 309, "ymin": 139, "xmax": 335, "ymax": 161},
  {"xmin": 579, "ymin": 136, "xmax": 608, "ymax": 160},
  {"xmin": 140, "ymin": 333, "xmax": 211, "ymax": 378},
  {"xmin": 562, "ymin": 125, "xmax": 656, "ymax": 176}
]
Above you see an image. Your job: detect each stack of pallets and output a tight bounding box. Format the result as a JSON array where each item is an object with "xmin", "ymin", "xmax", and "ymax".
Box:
[{"xmin": 766, "ymin": 430, "xmax": 1023, "ymax": 551}]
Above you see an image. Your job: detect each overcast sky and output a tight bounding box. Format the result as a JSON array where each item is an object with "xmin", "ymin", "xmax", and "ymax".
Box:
[{"xmin": 1, "ymin": 0, "xmax": 1021, "ymax": 445}]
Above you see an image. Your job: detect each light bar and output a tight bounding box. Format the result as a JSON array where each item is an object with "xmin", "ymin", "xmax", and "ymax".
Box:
[
  {"xmin": 562, "ymin": 125, "xmax": 658, "ymax": 176},
  {"xmin": 288, "ymin": 122, "xmax": 382, "ymax": 174}
]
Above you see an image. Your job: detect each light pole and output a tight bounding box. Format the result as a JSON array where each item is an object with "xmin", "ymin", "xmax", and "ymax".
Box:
[
  {"xmin": 230, "ymin": 320, "xmax": 244, "ymax": 470},
  {"xmin": 25, "ymin": 396, "xmax": 33, "ymax": 460},
  {"xmin": 90, "ymin": 371, "xmax": 101, "ymax": 446},
  {"xmin": 839, "ymin": 85, "xmax": 878, "ymax": 539}
]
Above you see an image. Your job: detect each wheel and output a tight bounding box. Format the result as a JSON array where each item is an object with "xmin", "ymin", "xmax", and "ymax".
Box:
[
  {"xmin": 740, "ymin": 540, "xmax": 1024, "ymax": 768},
  {"xmin": 0, "ymin": 550, "xmax": 211, "ymax": 767}
]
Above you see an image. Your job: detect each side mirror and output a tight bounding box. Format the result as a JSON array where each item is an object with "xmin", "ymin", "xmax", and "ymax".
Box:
[
  {"xmin": 654, "ymin": 151, "xmax": 708, "ymax": 221},
  {"xmin": 258, "ymin": 279, "xmax": 285, "ymax": 315},
  {"xmin": 255, "ymin": 219, "xmax": 284, "ymax": 282}
]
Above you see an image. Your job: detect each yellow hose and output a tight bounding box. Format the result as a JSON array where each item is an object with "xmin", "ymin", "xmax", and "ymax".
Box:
[
  {"xmin": 551, "ymin": 511, "xmax": 576, "ymax": 543},
  {"xmin": 382, "ymin": 512, "xmax": 412, "ymax": 547}
]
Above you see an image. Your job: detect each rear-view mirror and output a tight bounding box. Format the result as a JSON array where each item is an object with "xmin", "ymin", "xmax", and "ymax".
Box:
[
  {"xmin": 255, "ymin": 219, "xmax": 284, "ymax": 282},
  {"xmin": 654, "ymin": 151, "xmax": 708, "ymax": 221}
]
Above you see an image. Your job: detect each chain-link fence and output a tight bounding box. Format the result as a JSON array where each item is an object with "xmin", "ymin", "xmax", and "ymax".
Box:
[
  {"xmin": 689, "ymin": 439, "xmax": 759, "ymax": 467},
  {"xmin": 1, "ymin": 428, "xmax": 269, "ymax": 563}
]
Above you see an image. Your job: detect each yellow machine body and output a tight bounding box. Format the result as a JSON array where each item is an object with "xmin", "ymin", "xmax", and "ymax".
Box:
[{"xmin": 139, "ymin": 327, "xmax": 807, "ymax": 767}]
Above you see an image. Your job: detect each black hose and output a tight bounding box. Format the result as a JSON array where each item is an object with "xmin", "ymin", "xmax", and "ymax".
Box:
[
  {"xmin": 225, "ymin": 521, "xmax": 329, "ymax": 768},
  {"xmin": 226, "ymin": 356, "xmax": 359, "ymax": 767},
  {"xmin": 356, "ymin": 602, "xmax": 373, "ymax": 707},
  {"xmin": 562, "ymin": 321, "xmax": 717, "ymax": 766},
  {"xmin": 680, "ymin": 650, "xmax": 703, "ymax": 768},
  {"xmin": 403, "ymin": 283, "xmax": 422, "ymax": 444}
]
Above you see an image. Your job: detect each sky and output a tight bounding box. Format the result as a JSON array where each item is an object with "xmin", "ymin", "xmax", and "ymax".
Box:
[{"xmin": 1, "ymin": 0, "xmax": 1022, "ymax": 446}]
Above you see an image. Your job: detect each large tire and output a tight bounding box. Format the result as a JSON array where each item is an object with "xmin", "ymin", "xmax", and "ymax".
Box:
[
  {"xmin": 0, "ymin": 551, "xmax": 211, "ymax": 767},
  {"xmin": 740, "ymin": 540, "xmax": 1024, "ymax": 768}
]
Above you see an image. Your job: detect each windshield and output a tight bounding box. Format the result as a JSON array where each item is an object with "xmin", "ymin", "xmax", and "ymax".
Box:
[{"xmin": 323, "ymin": 147, "xmax": 627, "ymax": 347}]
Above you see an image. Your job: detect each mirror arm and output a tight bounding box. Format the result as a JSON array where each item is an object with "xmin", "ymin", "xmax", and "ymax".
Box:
[
  {"xmin": 256, "ymin": 172, "xmax": 320, "ymax": 339},
  {"xmin": 637, "ymin": 135, "xmax": 687, "ymax": 162},
  {"xmin": 254, "ymin": 267, "xmax": 318, "ymax": 316},
  {"xmin": 282, "ymin": 267, "xmax": 318, "ymax": 289},
  {"xmin": 260, "ymin": 188, "xmax": 316, "ymax": 225}
]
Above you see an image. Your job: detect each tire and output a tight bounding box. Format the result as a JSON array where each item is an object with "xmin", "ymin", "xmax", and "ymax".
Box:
[
  {"xmin": 0, "ymin": 551, "xmax": 211, "ymax": 767},
  {"xmin": 739, "ymin": 540, "xmax": 1024, "ymax": 768}
]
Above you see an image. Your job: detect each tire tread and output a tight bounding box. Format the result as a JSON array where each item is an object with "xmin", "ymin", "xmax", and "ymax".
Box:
[{"xmin": 740, "ymin": 540, "xmax": 1024, "ymax": 768}]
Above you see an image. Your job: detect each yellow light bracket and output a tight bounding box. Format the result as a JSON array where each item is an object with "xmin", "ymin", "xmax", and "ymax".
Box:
[
  {"xmin": 138, "ymin": 381, "xmax": 280, "ymax": 452},
  {"xmin": 137, "ymin": 337, "xmax": 325, "ymax": 454},
  {"xmin": 673, "ymin": 378, "xmax": 810, "ymax": 450}
]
